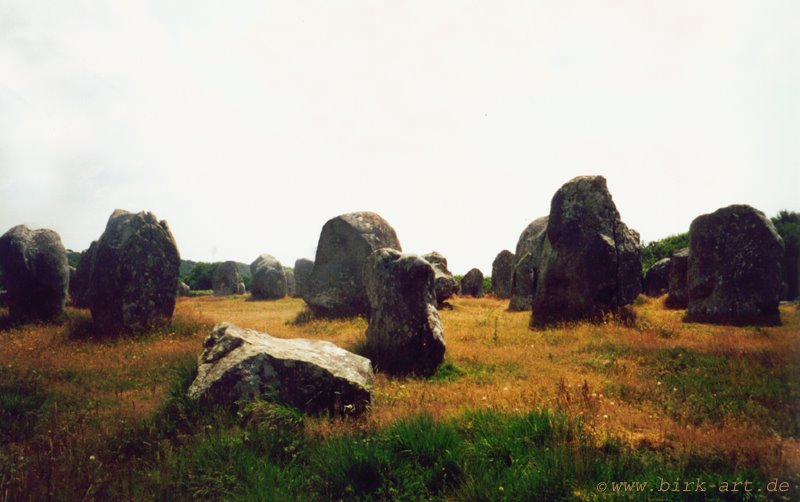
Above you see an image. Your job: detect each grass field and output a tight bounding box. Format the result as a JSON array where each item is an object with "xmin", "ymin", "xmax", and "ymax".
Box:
[{"xmin": 0, "ymin": 295, "xmax": 798, "ymax": 500}]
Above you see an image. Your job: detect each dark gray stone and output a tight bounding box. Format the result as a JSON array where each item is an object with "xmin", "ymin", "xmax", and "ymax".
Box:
[
  {"xmin": 364, "ymin": 249, "xmax": 445, "ymax": 376},
  {"xmin": 188, "ymin": 322, "xmax": 373, "ymax": 415},
  {"xmin": 686, "ymin": 205, "xmax": 784, "ymax": 325},
  {"xmin": 644, "ymin": 258, "xmax": 671, "ymax": 298},
  {"xmin": 491, "ymin": 250, "xmax": 515, "ymax": 299},
  {"xmin": 88, "ymin": 209, "xmax": 180, "ymax": 333},
  {"xmin": 0, "ymin": 225, "xmax": 69, "ymax": 322},
  {"xmin": 285, "ymin": 268, "xmax": 296, "ymax": 297},
  {"xmin": 666, "ymin": 248, "xmax": 689, "ymax": 309},
  {"xmin": 531, "ymin": 176, "xmax": 642, "ymax": 326},
  {"xmin": 304, "ymin": 212, "xmax": 401, "ymax": 317},
  {"xmin": 460, "ymin": 268, "xmax": 485, "ymax": 297},
  {"xmin": 213, "ymin": 261, "xmax": 241, "ymax": 296},
  {"xmin": 422, "ymin": 251, "xmax": 458, "ymax": 306},
  {"xmin": 250, "ymin": 254, "xmax": 286, "ymax": 300},
  {"xmin": 71, "ymin": 242, "xmax": 97, "ymax": 308},
  {"xmin": 509, "ymin": 216, "xmax": 548, "ymax": 311},
  {"xmin": 293, "ymin": 259, "xmax": 314, "ymax": 299}
]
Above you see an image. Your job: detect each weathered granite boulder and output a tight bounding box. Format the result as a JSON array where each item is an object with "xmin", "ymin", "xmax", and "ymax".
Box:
[
  {"xmin": 88, "ymin": 210, "xmax": 180, "ymax": 332},
  {"xmin": 293, "ymin": 258, "xmax": 314, "ymax": 299},
  {"xmin": 491, "ymin": 250, "xmax": 515, "ymax": 298},
  {"xmin": 364, "ymin": 249, "xmax": 445, "ymax": 375},
  {"xmin": 666, "ymin": 248, "xmax": 689, "ymax": 309},
  {"xmin": 236, "ymin": 282, "xmax": 246, "ymax": 295},
  {"xmin": 0, "ymin": 225, "xmax": 69, "ymax": 321},
  {"xmin": 188, "ymin": 322, "xmax": 373, "ymax": 415},
  {"xmin": 250, "ymin": 254, "xmax": 286, "ymax": 299},
  {"xmin": 509, "ymin": 216, "xmax": 548, "ymax": 311},
  {"xmin": 686, "ymin": 205, "xmax": 784, "ymax": 325},
  {"xmin": 70, "ymin": 242, "xmax": 96, "ymax": 308},
  {"xmin": 177, "ymin": 280, "xmax": 191, "ymax": 297},
  {"xmin": 212, "ymin": 261, "xmax": 241, "ymax": 296},
  {"xmin": 460, "ymin": 268, "xmax": 485, "ymax": 297},
  {"xmin": 304, "ymin": 212, "xmax": 401, "ymax": 317},
  {"xmin": 531, "ymin": 176, "xmax": 642, "ymax": 326},
  {"xmin": 422, "ymin": 251, "xmax": 458, "ymax": 306},
  {"xmin": 644, "ymin": 258, "xmax": 671, "ymax": 298},
  {"xmin": 284, "ymin": 268, "xmax": 296, "ymax": 297}
]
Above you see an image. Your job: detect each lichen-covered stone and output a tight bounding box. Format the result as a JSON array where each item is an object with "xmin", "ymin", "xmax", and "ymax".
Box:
[
  {"xmin": 212, "ymin": 261, "xmax": 241, "ymax": 296},
  {"xmin": 531, "ymin": 176, "xmax": 642, "ymax": 326},
  {"xmin": 0, "ymin": 225, "xmax": 68, "ymax": 321},
  {"xmin": 666, "ymin": 248, "xmax": 689, "ymax": 309},
  {"xmin": 304, "ymin": 212, "xmax": 401, "ymax": 317},
  {"xmin": 284, "ymin": 268, "xmax": 296, "ymax": 297},
  {"xmin": 188, "ymin": 322, "xmax": 373, "ymax": 415},
  {"xmin": 491, "ymin": 250, "xmax": 515, "ymax": 298},
  {"xmin": 88, "ymin": 209, "xmax": 180, "ymax": 332},
  {"xmin": 422, "ymin": 251, "xmax": 458, "ymax": 306},
  {"xmin": 293, "ymin": 258, "xmax": 314, "ymax": 299},
  {"xmin": 364, "ymin": 249, "xmax": 445, "ymax": 375},
  {"xmin": 460, "ymin": 268, "xmax": 485, "ymax": 297},
  {"xmin": 250, "ymin": 254, "xmax": 286, "ymax": 300},
  {"xmin": 509, "ymin": 216, "xmax": 548, "ymax": 311},
  {"xmin": 686, "ymin": 205, "xmax": 784, "ymax": 325},
  {"xmin": 177, "ymin": 280, "xmax": 191, "ymax": 297},
  {"xmin": 644, "ymin": 258, "xmax": 671, "ymax": 298},
  {"xmin": 71, "ymin": 242, "xmax": 97, "ymax": 308}
]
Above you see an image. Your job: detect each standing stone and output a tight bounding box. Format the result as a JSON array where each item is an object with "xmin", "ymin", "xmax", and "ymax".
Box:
[
  {"xmin": 0, "ymin": 225, "xmax": 69, "ymax": 322},
  {"xmin": 71, "ymin": 242, "xmax": 97, "ymax": 308},
  {"xmin": 177, "ymin": 280, "xmax": 191, "ymax": 296},
  {"xmin": 304, "ymin": 212, "xmax": 401, "ymax": 317},
  {"xmin": 665, "ymin": 248, "xmax": 689, "ymax": 309},
  {"xmin": 212, "ymin": 261, "xmax": 241, "ymax": 296},
  {"xmin": 236, "ymin": 282, "xmax": 246, "ymax": 295},
  {"xmin": 188, "ymin": 323, "xmax": 373, "ymax": 416},
  {"xmin": 284, "ymin": 268, "xmax": 296, "ymax": 297},
  {"xmin": 686, "ymin": 205, "xmax": 784, "ymax": 325},
  {"xmin": 88, "ymin": 210, "xmax": 180, "ymax": 332},
  {"xmin": 509, "ymin": 216, "xmax": 548, "ymax": 311},
  {"xmin": 644, "ymin": 258, "xmax": 671, "ymax": 298},
  {"xmin": 250, "ymin": 254, "xmax": 286, "ymax": 300},
  {"xmin": 364, "ymin": 249, "xmax": 445, "ymax": 375},
  {"xmin": 491, "ymin": 250, "xmax": 515, "ymax": 299},
  {"xmin": 531, "ymin": 176, "xmax": 642, "ymax": 326},
  {"xmin": 460, "ymin": 268, "xmax": 485, "ymax": 297},
  {"xmin": 422, "ymin": 251, "xmax": 458, "ymax": 306},
  {"xmin": 293, "ymin": 258, "xmax": 314, "ymax": 299}
]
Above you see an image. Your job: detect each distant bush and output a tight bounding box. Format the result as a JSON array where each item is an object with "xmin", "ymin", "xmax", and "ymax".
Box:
[
  {"xmin": 482, "ymin": 276, "xmax": 491, "ymax": 293},
  {"xmin": 184, "ymin": 262, "xmax": 218, "ymax": 290},
  {"xmin": 772, "ymin": 210, "xmax": 800, "ymax": 300},
  {"xmin": 640, "ymin": 233, "xmax": 688, "ymax": 274}
]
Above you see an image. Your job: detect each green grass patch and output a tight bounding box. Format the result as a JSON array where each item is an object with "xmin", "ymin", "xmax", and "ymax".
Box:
[
  {"xmin": 0, "ymin": 367, "xmax": 47, "ymax": 443},
  {"xmin": 645, "ymin": 348, "xmax": 800, "ymax": 436}
]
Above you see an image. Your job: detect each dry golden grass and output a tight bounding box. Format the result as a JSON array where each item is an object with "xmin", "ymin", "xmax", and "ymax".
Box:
[{"xmin": 1, "ymin": 294, "xmax": 798, "ymax": 480}]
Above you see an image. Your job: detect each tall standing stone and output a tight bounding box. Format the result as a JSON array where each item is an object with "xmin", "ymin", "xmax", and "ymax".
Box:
[
  {"xmin": 364, "ymin": 249, "xmax": 445, "ymax": 376},
  {"xmin": 491, "ymin": 250, "xmax": 515, "ymax": 299},
  {"xmin": 422, "ymin": 251, "xmax": 458, "ymax": 306},
  {"xmin": 285, "ymin": 268, "xmax": 297, "ymax": 297},
  {"xmin": 509, "ymin": 216, "xmax": 548, "ymax": 311},
  {"xmin": 304, "ymin": 212, "xmax": 401, "ymax": 317},
  {"xmin": 89, "ymin": 210, "xmax": 180, "ymax": 332},
  {"xmin": 686, "ymin": 205, "xmax": 784, "ymax": 325},
  {"xmin": 460, "ymin": 268, "xmax": 485, "ymax": 297},
  {"xmin": 250, "ymin": 254, "xmax": 286, "ymax": 300},
  {"xmin": 71, "ymin": 241, "xmax": 97, "ymax": 308},
  {"xmin": 531, "ymin": 176, "xmax": 642, "ymax": 326},
  {"xmin": 644, "ymin": 258, "xmax": 671, "ymax": 298},
  {"xmin": 212, "ymin": 261, "xmax": 241, "ymax": 296},
  {"xmin": 665, "ymin": 248, "xmax": 689, "ymax": 309},
  {"xmin": 0, "ymin": 225, "xmax": 69, "ymax": 322},
  {"xmin": 293, "ymin": 258, "xmax": 314, "ymax": 299}
]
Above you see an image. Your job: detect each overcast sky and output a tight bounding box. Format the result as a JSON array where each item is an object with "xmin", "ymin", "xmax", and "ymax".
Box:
[{"xmin": 1, "ymin": 1, "xmax": 798, "ymax": 275}]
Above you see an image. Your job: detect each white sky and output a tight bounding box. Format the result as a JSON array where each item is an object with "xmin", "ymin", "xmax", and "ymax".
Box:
[{"xmin": 1, "ymin": 1, "xmax": 798, "ymax": 275}]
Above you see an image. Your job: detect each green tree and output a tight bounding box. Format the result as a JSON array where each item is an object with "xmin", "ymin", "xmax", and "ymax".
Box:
[
  {"xmin": 640, "ymin": 233, "xmax": 689, "ymax": 274},
  {"xmin": 184, "ymin": 262, "xmax": 218, "ymax": 291},
  {"xmin": 772, "ymin": 210, "xmax": 800, "ymax": 300}
]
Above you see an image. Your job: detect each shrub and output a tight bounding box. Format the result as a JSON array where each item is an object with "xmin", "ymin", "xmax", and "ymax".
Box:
[{"xmin": 640, "ymin": 233, "xmax": 688, "ymax": 274}]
